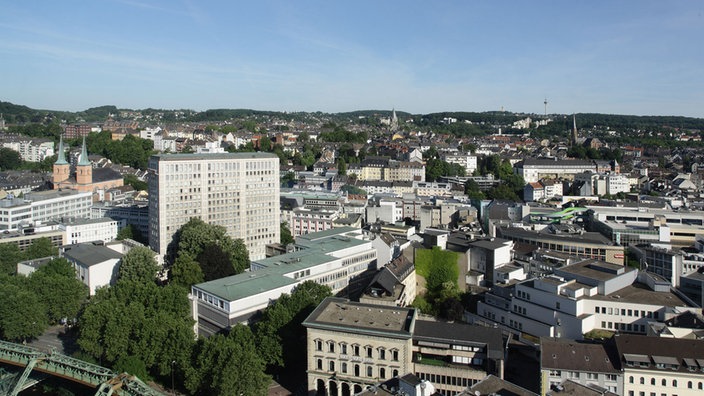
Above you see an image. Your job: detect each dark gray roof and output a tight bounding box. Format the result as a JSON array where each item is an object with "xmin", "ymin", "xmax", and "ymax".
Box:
[
  {"xmin": 470, "ymin": 238, "xmax": 511, "ymax": 250},
  {"xmin": 540, "ymin": 338, "xmax": 619, "ymax": 373},
  {"xmin": 546, "ymin": 380, "xmax": 619, "ymax": 396},
  {"xmin": 612, "ymin": 333, "xmax": 704, "ymax": 371},
  {"xmin": 463, "ymin": 375, "xmax": 538, "ymax": 396},
  {"xmin": 62, "ymin": 243, "xmax": 122, "ymax": 267},
  {"xmin": 91, "ymin": 167, "xmax": 123, "ymax": 183},
  {"xmin": 413, "ymin": 320, "xmax": 504, "ymax": 360},
  {"xmin": 366, "ymin": 267, "xmax": 400, "ymax": 295}
]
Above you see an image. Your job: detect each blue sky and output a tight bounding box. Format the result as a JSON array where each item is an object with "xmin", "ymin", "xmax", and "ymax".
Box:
[{"xmin": 1, "ymin": 1, "xmax": 702, "ymax": 117}]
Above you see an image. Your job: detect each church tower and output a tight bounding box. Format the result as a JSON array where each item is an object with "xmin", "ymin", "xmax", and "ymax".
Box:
[
  {"xmin": 76, "ymin": 137, "xmax": 92, "ymax": 185},
  {"xmin": 571, "ymin": 114, "xmax": 579, "ymax": 146},
  {"xmin": 390, "ymin": 108, "xmax": 399, "ymax": 132},
  {"xmin": 52, "ymin": 135, "xmax": 70, "ymax": 188}
]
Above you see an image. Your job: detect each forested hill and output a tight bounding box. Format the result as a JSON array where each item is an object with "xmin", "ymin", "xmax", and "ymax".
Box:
[{"xmin": 1, "ymin": 100, "xmax": 702, "ymax": 129}]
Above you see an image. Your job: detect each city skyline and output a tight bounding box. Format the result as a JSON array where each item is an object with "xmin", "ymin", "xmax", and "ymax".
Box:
[{"xmin": 1, "ymin": 1, "xmax": 703, "ymax": 117}]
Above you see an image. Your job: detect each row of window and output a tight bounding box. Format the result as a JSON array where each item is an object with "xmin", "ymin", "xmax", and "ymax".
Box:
[
  {"xmin": 628, "ymin": 376, "xmax": 703, "ymax": 389},
  {"xmin": 314, "ymin": 339, "xmax": 399, "ymax": 361},
  {"xmin": 548, "ymin": 370, "xmax": 618, "ymax": 382},
  {"xmin": 594, "ymin": 306, "xmax": 660, "ymax": 319},
  {"xmin": 315, "ymin": 359, "xmax": 399, "ymax": 379},
  {"xmin": 416, "ymin": 372, "xmax": 478, "ymax": 389},
  {"xmin": 602, "ymin": 321, "xmax": 646, "ymax": 333}
]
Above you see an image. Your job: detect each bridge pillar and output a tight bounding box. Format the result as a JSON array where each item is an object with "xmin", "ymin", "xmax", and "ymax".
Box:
[{"xmin": 10, "ymin": 358, "xmax": 39, "ymax": 396}]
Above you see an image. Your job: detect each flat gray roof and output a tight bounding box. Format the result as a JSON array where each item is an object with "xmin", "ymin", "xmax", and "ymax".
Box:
[
  {"xmin": 590, "ymin": 283, "xmax": 690, "ymax": 306},
  {"xmin": 303, "ymin": 297, "xmax": 415, "ymax": 339},
  {"xmin": 62, "ymin": 243, "xmax": 123, "ymax": 267}
]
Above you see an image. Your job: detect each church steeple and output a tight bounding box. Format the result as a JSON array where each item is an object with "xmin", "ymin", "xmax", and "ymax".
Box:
[
  {"xmin": 78, "ymin": 136, "xmax": 90, "ymax": 166},
  {"xmin": 52, "ymin": 134, "xmax": 70, "ymax": 188},
  {"xmin": 76, "ymin": 136, "xmax": 92, "ymax": 184},
  {"xmin": 55, "ymin": 135, "xmax": 68, "ymax": 165}
]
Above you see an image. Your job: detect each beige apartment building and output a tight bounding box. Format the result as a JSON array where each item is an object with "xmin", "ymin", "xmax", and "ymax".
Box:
[{"xmin": 148, "ymin": 152, "xmax": 279, "ymax": 260}]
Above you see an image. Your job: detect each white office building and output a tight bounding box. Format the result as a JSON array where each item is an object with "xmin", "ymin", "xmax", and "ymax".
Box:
[
  {"xmin": 0, "ymin": 190, "xmax": 92, "ymax": 231},
  {"xmin": 148, "ymin": 152, "xmax": 280, "ymax": 260},
  {"xmin": 59, "ymin": 217, "xmax": 124, "ymax": 245}
]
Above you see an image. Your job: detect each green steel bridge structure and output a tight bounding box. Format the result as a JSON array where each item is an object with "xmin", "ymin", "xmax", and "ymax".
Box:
[{"xmin": 0, "ymin": 340, "xmax": 164, "ymax": 396}]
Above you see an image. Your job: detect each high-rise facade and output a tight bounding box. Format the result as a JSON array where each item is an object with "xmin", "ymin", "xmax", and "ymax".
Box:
[{"xmin": 148, "ymin": 152, "xmax": 280, "ymax": 261}]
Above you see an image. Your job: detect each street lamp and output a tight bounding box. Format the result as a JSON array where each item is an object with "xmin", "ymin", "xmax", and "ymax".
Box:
[{"xmin": 171, "ymin": 360, "xmax": 176, "ymax": 395}]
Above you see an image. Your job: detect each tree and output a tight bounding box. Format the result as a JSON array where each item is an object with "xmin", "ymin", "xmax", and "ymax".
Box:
[
  {"xmin": 230, "ymin": 238, "xmax": 250, "ymax": 274},
  {"xmin": 465, "ymin": 179, "xmax": 486, "ymax": 200},
  {"xmin": 170, "ymin": 253, "xmax": 204, "ymax": 288},
  {"xmin": 337, "ymin": 159, "xmax": 347, "ymax": 175},
  {"xmin": 124, "ymin": 174, "xmax": 148, "ymax": 191},
  {"xmin": 37, "ymin": 257, "xmax": 75, "ymax": 278},
  {"xmin": 0, "ymin": 243, "xmax": 25, "ymax": 275},
  {"xmin": 197, "ymin": 243, "xmax": 236, "ymax": 281},
  {"xmin": 25, "ymin": 237, "xmax": 58, "ymax": 260},
  {"xmin": 113, "ymin": 355, "xmax": 150, "ymax": 381},
  {"xmin": 186, "ymin": 328, "xmax": 269, "ymax": 396},
  {"xmin": 116, "ymin": 224, "xmax": 147, "ymax": 244},
  {"xmin": 118, "ymin": 246, "xmax": 159, "ymax": 284},
  {"xmin": 0, "ymin": 147, "xmax": 22, "ymax": 170},
  {"xmin": 174, "ymin": 219, "xmax": 250, "ymax": 279},
  {"xmin": 280, "ymin": 222, "xmax": 294, "ymax": 245},
  {"xmin": 254, "ymin": 281, "xmax": 331, "ymax": 372},
  {"xmin": 0, "ymin": 283, "xmax": 48, "ymax": 341},
  {"xmin": 259, "ymin": 136, "xmax": 272, "ymax": 152},
  {"xmin": 30, "ymin": 268, "xmax": 88, "ymax": 324}
]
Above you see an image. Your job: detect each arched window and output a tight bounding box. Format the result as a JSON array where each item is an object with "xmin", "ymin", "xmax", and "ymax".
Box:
[
  {"xmin": 317, "ymin": 359, "xmax": 323, "ymax": 370},
  {"xmin": 673, "ymin": 380, "xmax": 678, "ymax": 387},
  {"xmin": 688, "ymin": 381, "xmax": 693, "ymax": 389},
  {"xmin": 367, "ymin": 366, "xmax": 373, "ymax": 377},
  {"xmin": 354, "ymin": 364, "xmax": 360, "ymax": 376},
  {"xmin": 380, "ymin": 368, "xmax": 386, "ymax": 379},
  {"xmin": 650, "ymin": 378, "xmax": 655, "ymax": 385},
  {"xmin": 698, "ymin": 382, "xmax": 703, "ymax": 390},
  {"xmin": 329, "ymin": 360, "xmax": 335, "ymax": 372},
  {"xmin": 639, "ymin": 377, "xmax": 644, "ymax": 385},
  {"xmin": 629, "ymin": 376, "xmax": 634, "ymax": 384},
  {"xmin": 341, "ymin": 362, "xmax": 347, "ymax": 373},
  {"xmin": 392, "ymin": 369, "xmax": 399, "ymax": 377},
  {"xmin": 662, "ymin": 379, "xmax": 666, "ymax": 386}
]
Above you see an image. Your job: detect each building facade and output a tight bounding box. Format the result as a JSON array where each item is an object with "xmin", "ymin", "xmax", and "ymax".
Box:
[
  {"xmin": 190, "ymin": 227, "xmax": 377, "ymax": 336},
  {"xmin": 303, "ymin": 297, "xmax": 504, "ymax": 396},
  {"xmin": 147, "ymin": 152, "xmax": 280, "ymax": 260},
  {"xmin": 0, "ymin": 190, "xmax": 92, "ymax": 231}
]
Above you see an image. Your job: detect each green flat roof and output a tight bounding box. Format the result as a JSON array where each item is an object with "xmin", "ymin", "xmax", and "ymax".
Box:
[
  {"xmin": 196, "ymin": 272, "xmax": 298, "ymax": 302},
  {"xmin": 194, "ymin": 227, "xmax": 368, "ymax": 301}
]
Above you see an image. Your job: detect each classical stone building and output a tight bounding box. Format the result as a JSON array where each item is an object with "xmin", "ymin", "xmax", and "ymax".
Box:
[{"xmin": 303, "ymin": 297, "xmax": 504, "ymax": 396}]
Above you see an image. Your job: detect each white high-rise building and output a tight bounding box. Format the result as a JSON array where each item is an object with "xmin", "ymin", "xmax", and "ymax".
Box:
[{"xmin": 148, "ymin": 153, "xmax": 280, "ymax": 260}]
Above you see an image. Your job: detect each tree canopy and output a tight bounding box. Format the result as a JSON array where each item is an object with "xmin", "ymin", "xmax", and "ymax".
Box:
[
  {"xmin": 117, "ymin": 246, "xmax": 159, "ymax": 284},
  {"xmin": 172, "ymin": 218, "xmax": 250, "ymax": 281}
]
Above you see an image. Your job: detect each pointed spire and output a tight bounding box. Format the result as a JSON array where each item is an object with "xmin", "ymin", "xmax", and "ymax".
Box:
[
  {"xmin": 55, "ymin": 135, "xmax": 68, "ymax": 165},
  {"xmin": 78, "ymin": 136, "xmax": 90, "ymax": 166}
]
